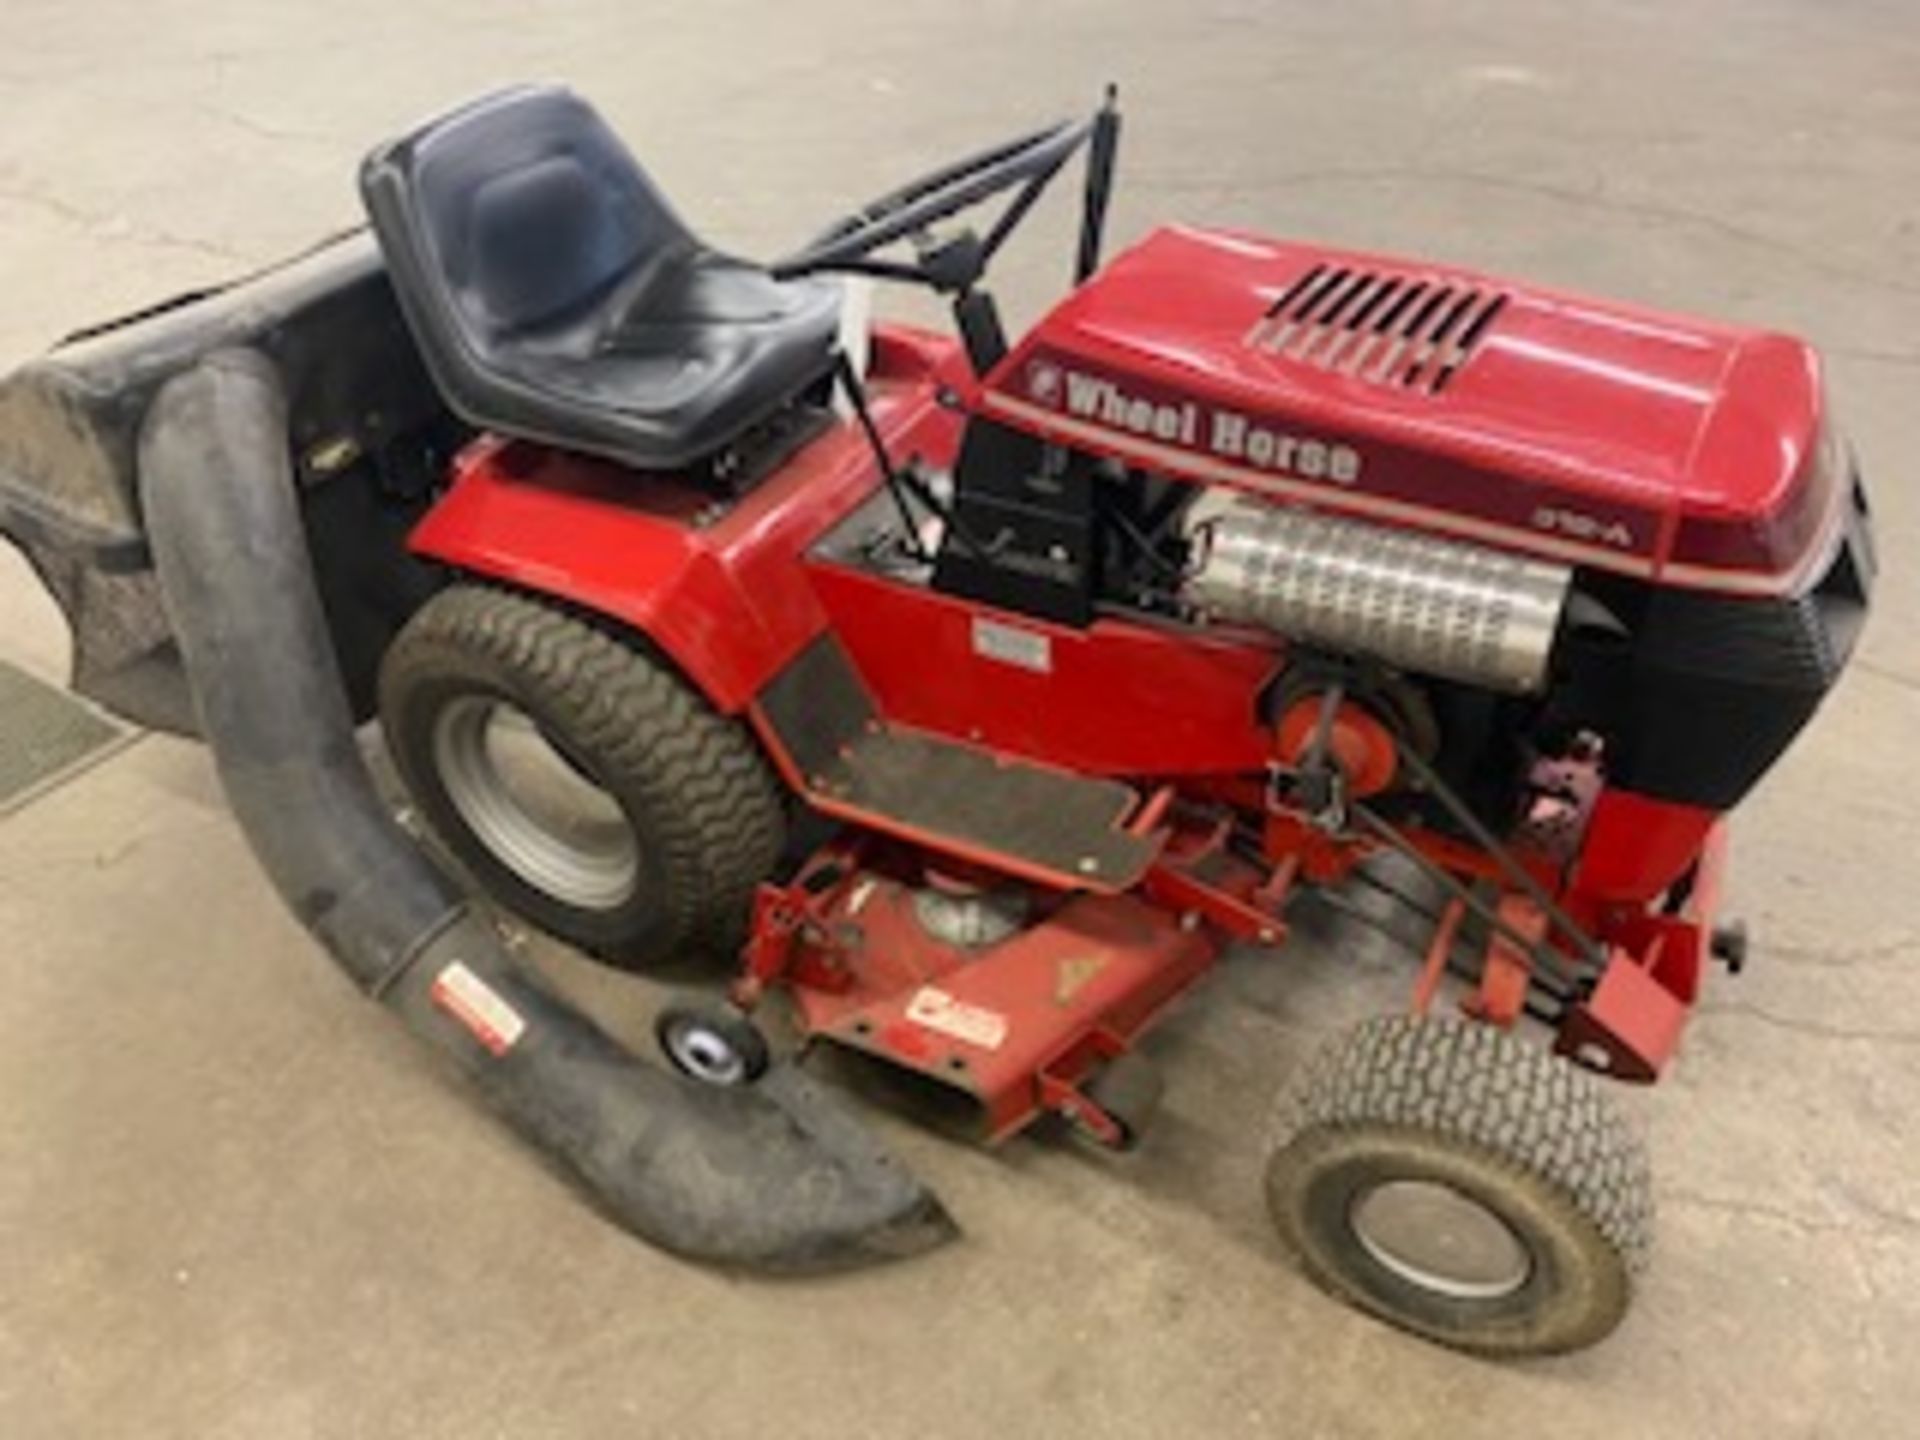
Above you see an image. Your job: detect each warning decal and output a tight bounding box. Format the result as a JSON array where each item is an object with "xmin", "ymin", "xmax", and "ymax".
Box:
[
  {"xmin": 1054, "ymin": 954, "xmax": 1109, "ymax": 1005},
  {"xmin": 905, "ymin": 986, "xmax": 1009, "ymax": 1051},
  {"xmin": 430, "ymin": 961, "xmax": 527, "ymax": 1056}
]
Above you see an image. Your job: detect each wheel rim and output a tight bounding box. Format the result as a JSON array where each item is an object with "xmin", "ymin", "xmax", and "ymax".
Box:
[
  {"xmin": 663, "ymin": 1017, "xmax": 749, "ymax": 1086},
  {"xmin": 432, "ymin": 696, "xmax": 639, "ymax": 911},
  {"xmin": 1348, "ymin": 1178, "xmax": 1533, "ymax": 1301}
]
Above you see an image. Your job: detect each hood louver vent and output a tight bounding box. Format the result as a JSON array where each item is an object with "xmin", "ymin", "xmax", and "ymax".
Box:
[{"xmin": 1246, "ymin": 264, "xmax": 1508, "ymax": 395}]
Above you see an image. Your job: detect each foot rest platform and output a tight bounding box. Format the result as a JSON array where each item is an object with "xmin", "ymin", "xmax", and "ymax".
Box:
[{"xmin": 753, "ymin": 636, "xmax": 1160, "ymax": 890}]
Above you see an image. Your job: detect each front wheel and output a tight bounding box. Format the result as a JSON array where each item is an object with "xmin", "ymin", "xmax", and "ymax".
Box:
[
  {"xmin": 1264, "ymin": 1015, "xmax": 1653, "ymax": 1356},
  {"xmin": 379, "ymin": 585, "xmax": 786, "ymax": 968}
]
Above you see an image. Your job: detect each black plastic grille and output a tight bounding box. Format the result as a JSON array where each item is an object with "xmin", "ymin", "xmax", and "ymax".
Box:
[{"xmin": 1246, "ymin": 264, "xmax": 1508, "ymax": 394}]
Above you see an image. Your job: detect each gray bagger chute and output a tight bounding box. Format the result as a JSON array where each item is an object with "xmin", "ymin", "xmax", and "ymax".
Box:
[{"xmin": 2, "ymin": 265, "xmax": 952, "ymax": 1268}]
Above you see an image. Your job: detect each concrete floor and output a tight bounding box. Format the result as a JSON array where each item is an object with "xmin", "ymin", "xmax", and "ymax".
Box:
[{"xmin": 3, "ymin": 2, "xmax": 1918, "ymax": 1435}]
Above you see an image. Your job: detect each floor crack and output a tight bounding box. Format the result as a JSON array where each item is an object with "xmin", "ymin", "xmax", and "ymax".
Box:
[
  {"xmin": 192, "ymin": 101, "xmax": 337, "ymax": 148},
  {"xmin": 1693, "ymin": 1000, "xmax": 1920, "ymax": 1046},
  {"xmin": 1853, "ymin": 658, "xmax": 1920, "ymax": 695},
  {"xmin": 1831, "ymin": 346, "xmax": 1920, "ymax": 369},
  {"xmin": 1664, "ymin": 1188, "xmax": 1920, "ymax": 1240},
  {"xmin": 1761, "ymin": 933, "xmax": 1920, "ymax": 969},
  {"xmin": 1663, "ymin": 1189, "xmax": 1839, "ymax": 1235},
  {"xmin": 1136, "ymin": 164, "xmax": 1920, "ymax": 300},
  {"xmin": 0, "ymin": 177, "xmax": 249, "ymax": 265}
]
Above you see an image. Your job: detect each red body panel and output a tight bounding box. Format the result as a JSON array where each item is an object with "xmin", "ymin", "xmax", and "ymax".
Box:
[
  {"xmin": 980, "ymin": 226, "xmax": 1834, "ymax": 594},
  {"xmin": 1571, "ymin": 790, "xmax": 1720, "ymax": 910},
  {"xmin": 805, "ymin": 560, "xmax": 1278, "ymax": 777},
  {"xmin": 412, "ymin": 316, "xmax": 1282, "ymax": 782},
  {"xmin": 409, "ymin": 327, "xmax": 966, "ymax": 711}
]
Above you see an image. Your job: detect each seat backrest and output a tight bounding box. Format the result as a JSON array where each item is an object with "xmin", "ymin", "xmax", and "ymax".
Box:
[{"xmin": 362, "ymin": 86, "xmax": 691, "ymax": 348}]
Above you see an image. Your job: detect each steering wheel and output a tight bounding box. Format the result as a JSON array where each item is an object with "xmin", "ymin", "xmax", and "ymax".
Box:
[{"xmin": 768, "ymin": 116, "xmax": 1094, "ymax": 287}]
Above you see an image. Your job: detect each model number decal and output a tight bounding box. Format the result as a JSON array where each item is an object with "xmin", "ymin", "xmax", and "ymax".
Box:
[
  {"xmin": 972, "ymin": 617, "xmax": 1052, "ymax": 673},
  {"xmin": 1532, "ymin": 505, "xmax": 1639, "ymax": 550}
]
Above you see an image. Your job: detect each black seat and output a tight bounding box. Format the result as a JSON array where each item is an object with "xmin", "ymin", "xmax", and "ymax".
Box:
[{"xmin": 360, "ymin": 86, "xmax": 841, "ymax": 472}]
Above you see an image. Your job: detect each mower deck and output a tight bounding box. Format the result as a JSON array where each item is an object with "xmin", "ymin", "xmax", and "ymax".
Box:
[{"xmin": 743, "ymin": 853, "xmax": 1219, "ymax": 1143}]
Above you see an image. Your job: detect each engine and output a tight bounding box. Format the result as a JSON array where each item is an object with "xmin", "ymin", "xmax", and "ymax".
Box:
[
  {"xmin": 1168, "ymin": 476, "xmax": 1869, "ymax": 867},
  {"xmin": 941, "ymin": 224, "xmax": 1876, "ymax": 876}
]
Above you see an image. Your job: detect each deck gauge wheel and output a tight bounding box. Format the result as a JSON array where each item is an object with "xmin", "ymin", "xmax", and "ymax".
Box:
[
  {"xmin": 1070, "ymin": 1053, "xmax": 1166, "ymax": 1150},
  {"xmin": 656, "ymin": 1000, "xmax": 772, "ymax": 1087}
]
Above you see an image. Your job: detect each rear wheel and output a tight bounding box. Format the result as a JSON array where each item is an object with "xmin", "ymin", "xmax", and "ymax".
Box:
[
  {"xmin": 379, "ymin": 585, "xmax": 786, "ymax": 968},
  {"xmin": 1264, "ymin": 1014, "xmax": 1652, "ymax": 1356}
]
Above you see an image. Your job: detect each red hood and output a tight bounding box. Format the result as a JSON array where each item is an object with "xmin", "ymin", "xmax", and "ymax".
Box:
[{"xmin": 980, "ymin": 226, "xmax": 1839, "ymax": 593}]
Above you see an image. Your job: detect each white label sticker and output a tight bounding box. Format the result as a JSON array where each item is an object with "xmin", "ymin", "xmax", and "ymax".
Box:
[
  {"xmin": 430, "ymin": 961, "xmax": 526, "ymax": 1056},
  {"xmin": 905, "ymin": 986, "xmax": 1009, "ymax": 1051},
  {"xmin": 971, "ymin": 617, "xmax": 1052, "ymax": 674}
]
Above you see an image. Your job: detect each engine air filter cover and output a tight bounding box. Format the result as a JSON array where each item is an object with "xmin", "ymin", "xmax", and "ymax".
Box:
[{"xmin": 1184, "ymin": 495, "xmax": 1571, "ymax": 693}]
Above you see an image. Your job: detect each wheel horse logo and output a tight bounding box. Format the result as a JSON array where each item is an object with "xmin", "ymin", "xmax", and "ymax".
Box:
[{"xmin": 1025, "ymin": 357, "xmax": 1064, "ymax": 406}]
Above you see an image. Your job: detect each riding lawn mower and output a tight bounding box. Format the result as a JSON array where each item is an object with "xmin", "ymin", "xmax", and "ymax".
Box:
[{"xmin": 0, "ymin": 87, "xmax": 1875, "ymax": 1355}]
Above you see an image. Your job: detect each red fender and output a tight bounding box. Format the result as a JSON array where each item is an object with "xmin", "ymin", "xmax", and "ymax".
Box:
[{"xmin": 407, "ymin": 326, "xmax": 963, "ymax": 712}]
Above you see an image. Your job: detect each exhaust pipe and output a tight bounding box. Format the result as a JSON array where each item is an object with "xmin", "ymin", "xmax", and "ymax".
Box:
[{"xmin": 137, "ymin": 348, "xmax": 954, "ymax": 1272}]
